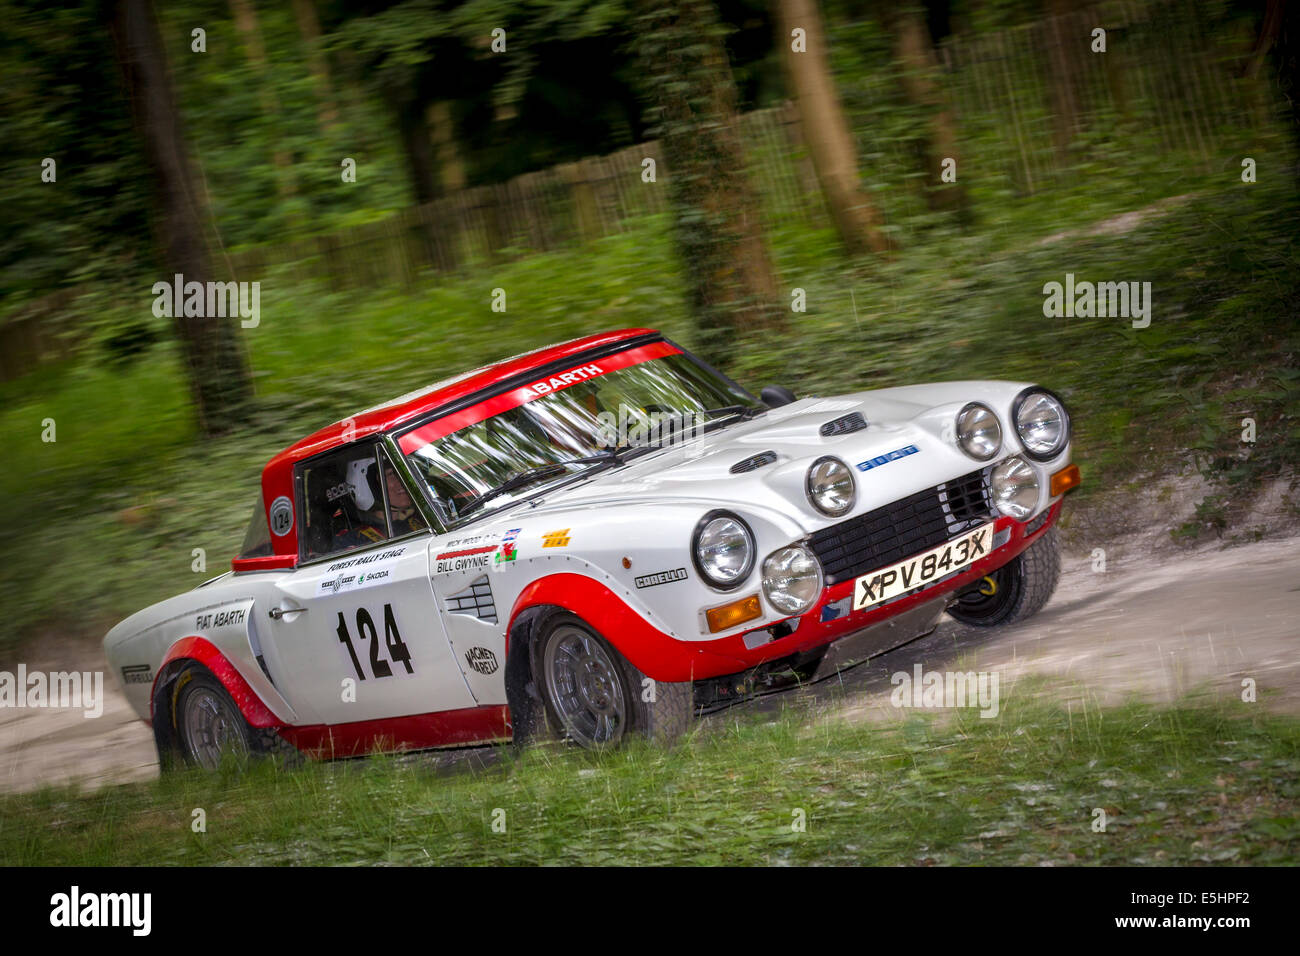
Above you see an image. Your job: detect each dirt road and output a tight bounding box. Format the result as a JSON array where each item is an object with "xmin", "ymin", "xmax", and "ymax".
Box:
[{"xmin": 2, "ymin": 535, "xmax": 1297, "ymax": 794}]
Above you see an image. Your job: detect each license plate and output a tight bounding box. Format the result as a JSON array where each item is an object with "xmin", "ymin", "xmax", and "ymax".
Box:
[{"xmin": 852, "ymin": 522, "xmax": 996, "ymax": 611}]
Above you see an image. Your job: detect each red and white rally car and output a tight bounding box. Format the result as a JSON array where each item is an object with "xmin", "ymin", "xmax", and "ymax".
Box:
[{"xmin": 104, "ymin": 328, "xmax": 1080, "ymax": 766}]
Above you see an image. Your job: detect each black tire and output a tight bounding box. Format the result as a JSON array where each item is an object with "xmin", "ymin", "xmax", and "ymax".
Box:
[
  {"xmin": 530, "ymin": 611, "xmax": 692, "ymax": 750},
  {"xmin": 947, "ymin": 525, "xmax": 1061, "ymax": 627},
  {"xmin": 170, "ymin": 669, "xmax": 297, "ymax": 770}
]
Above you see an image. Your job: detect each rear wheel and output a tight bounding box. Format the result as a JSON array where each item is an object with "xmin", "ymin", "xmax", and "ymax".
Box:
[
  {"xmin": 533, "ymin": 612, "xmax": 691, "ymax": 750},
  {"xmin": 169, "ymin": 669, "xmax": 297, "ymax": 770},
  {"xmin": 948, "ymin": 526, "xmax": 1061, "ymax": 627},
  {"xmin": 175, "ymin": 672, "xmax": 251, "ymax": 769}
]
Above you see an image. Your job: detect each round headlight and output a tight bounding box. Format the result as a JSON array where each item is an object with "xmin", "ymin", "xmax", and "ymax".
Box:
[
  {"xmin": 1013, "ymin": 389, "xmax": 1070, "ymax": 460},
  {"xmin": 956, "ymin": 403, "xmax": 1002, "ymax": 461},
  {"xmin": 693, "ymin": 512, "xmax": 755, "ymax": 589},
  {"xmin": 806, "ymin": 456, "xmax": 856, "ymax": 516},
  {"xmin": 990, "ymin": 456, "xmax": 1040, "ymax": 520},
  {"xmin": 761, "ymin": 546, "xmax": 823, "ymax": 615}
]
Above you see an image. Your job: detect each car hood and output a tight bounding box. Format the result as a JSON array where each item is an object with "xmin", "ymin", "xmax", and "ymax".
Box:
[{"xmin": 506, "ymin": 382, "xmax": 1029, "ymax": 535}]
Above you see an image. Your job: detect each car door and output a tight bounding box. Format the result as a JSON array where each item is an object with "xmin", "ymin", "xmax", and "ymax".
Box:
[{"xmin": 266, "ymin": 442, "xmax": 476, "ymax": 726}]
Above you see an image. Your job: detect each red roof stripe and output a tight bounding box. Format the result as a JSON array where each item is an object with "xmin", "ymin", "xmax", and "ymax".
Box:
[{"xmin": 398, "ymin": 340, "xmax": 680, "ymax": 454}]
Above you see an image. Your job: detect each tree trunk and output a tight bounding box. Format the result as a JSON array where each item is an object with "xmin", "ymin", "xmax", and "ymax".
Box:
[
  {"xmin": 882, "ymin": 4, "xmax": 968, "ymax": 216},
  {"xmin": 290, "ymin": 0, "xmax": 339, "ymax": 131},
  {"xmin": 635, "ymin": 0, "xmax": 783, "ymax": 364},
  {"xmin": 111, "ymin": 0, "xmax": 252, "ymax": 434},
  {"xmin": 397, "ymin": 95, "xmax": 440, "ymax": 206},
  {"xmin": 1045, "ymin": 0, "xmax": 1082, "ymax": 164},
  {"xmin": 229, "ymin": 0, "xmax": 298, "ymax": 198},
  {"xmin": 427, "ymin": 101, "xmax": 466, "ymax": 192},
  {"xmin": 777, "ymin": 0, "xmax": 891, "ymax": 253}
]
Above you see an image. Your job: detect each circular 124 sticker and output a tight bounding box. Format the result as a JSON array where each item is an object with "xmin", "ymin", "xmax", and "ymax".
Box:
[{"xmin": 269, "ymin": 496, "xmax": 294, "ymax": 536}]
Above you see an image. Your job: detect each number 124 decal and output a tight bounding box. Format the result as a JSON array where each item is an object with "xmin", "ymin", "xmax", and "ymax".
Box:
[{"xmin": 336, "ymin": 603, "xmax": 414, "ymax": 680}]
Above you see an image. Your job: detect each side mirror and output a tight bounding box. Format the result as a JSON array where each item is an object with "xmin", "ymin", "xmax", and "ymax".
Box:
[{"xmin": 760, "ymin": 385, "xmax": 797, "ymax": 408}]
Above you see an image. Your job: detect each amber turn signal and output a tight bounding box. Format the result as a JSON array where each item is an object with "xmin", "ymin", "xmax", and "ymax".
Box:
[
  {"xmin": 705, "ymin": 594, "xmax": 762, "ymax": 634},
  {"xmin": 1050, "ymin": 463, "xmax": 1081, "ymax": 497}
]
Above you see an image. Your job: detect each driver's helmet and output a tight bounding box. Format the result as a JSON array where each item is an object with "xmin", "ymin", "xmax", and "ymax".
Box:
[{"xmin": 345, "ymin": 456, "xmax": 381, "ymax": 512}]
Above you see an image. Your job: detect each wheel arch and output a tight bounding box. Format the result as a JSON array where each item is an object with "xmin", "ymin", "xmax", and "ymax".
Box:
[
  {"xmin": 150, "ymin": 636, "xmax": 282, "ymax": 733},
  {"xmin": 504, "ymin": 572, "xmax": 746, "ymax": 683}
]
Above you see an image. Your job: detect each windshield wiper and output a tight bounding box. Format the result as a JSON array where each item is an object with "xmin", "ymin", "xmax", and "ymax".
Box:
[
  {"xmin": 699, "ymin": 404, "xmax": 764, "ymax": 428},
  {"xmin": 457, "ymin": 449, "xmax": 626, "ymax": 517}
]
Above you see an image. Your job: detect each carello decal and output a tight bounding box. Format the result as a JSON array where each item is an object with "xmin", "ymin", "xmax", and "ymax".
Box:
[{"xmin": 634, "ymin": 567, "xmax": 689, "ymax": 589}]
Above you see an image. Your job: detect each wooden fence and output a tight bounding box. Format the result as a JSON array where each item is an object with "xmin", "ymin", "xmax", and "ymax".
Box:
[{"xmin": 1, "ymin": 0, "xmax": 1282, "ymax": 381}]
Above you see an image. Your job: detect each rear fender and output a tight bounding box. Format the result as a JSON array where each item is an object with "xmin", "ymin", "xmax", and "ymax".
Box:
[{"xmin": 150, "ymin": 636, "xmax": 282, "ymax": 731}]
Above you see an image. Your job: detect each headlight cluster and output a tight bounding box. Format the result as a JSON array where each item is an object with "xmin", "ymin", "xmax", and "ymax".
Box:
[
  {"xmin": 1013, "ymin": 389, "xmax": 1070, "ymax": 460},
  {"xmin": 761, "ymin": 546, "xmax": 823, "ymax": 615},
  {"xmin": 805, "ymin": 456, "xmax": 855, "ymax": 516},
  {"xmin": 956, "ymin": 403, "xmax": 1001, "ymax": 461},
  {"xmin": 990, "ymin": 456, "xmax": 1040, "ymax": 519},
  {"xmin": 692, "ymin": 512, "xmax": 755, "ymax": 589}
]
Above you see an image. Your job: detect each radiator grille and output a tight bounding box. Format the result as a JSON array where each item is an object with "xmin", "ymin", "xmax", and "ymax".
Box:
[{"xmin": 809, "ymin": 468, "xmax": 993, "ymax": 585}]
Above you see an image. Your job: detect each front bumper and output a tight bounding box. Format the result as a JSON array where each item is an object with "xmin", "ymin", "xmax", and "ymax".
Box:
[{"xmin": 647, "ymin": 499, "xmax": 1062, "ymax": 682}]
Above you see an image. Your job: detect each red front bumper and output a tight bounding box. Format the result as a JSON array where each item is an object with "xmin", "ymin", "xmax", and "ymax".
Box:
[{"xmin": 624, "ymin": 501, "xmax": 1062, "ymax": 682}]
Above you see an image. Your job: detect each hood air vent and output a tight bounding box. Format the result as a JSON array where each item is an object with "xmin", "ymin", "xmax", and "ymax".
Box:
[
  {"xmin": 729, "ymin": 450, "xmax": 778, "ymax": 474},
  {"xmin": 819, "ymin": 411, "xmax": 867, "ymax": 437}
]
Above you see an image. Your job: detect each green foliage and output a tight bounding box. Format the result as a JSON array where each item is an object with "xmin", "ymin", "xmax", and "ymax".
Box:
[{"xmin": 3, "ymin": 692, "xmax": 1298, "ymax": 865}]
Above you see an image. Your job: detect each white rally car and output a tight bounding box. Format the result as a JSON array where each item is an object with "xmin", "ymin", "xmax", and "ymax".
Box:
[{"xmin": 104, "ymin": 329, "xmax": 1080, "ymax": 767}]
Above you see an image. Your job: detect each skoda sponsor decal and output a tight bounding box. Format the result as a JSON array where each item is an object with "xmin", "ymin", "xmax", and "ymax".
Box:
[
  {"xmin": 635, "ymin": 567, "xmax": 689, "ymax": 589},
  {"xmin": 317, "ymin": 547, "xmax": 405, "ymax": 596}
]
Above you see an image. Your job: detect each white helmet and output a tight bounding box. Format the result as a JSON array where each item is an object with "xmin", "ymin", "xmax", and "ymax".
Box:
[{"xmin": 346, "ymin": 457, "xmax": 378, "ymax": 511}]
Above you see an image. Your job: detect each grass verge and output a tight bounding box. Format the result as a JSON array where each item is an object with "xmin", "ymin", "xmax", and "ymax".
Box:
[{"xmin": 2, "ymin": 690, "xmax": 1297, "ymax": 866}]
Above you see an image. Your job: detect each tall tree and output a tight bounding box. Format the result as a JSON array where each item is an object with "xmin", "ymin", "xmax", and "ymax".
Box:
[
  {"xmin": 776, "ymin": 0, "xmax": 891, "ymax": 254},
  {"xmin": 111, "ymin": 0, "xmax": 252, "ymax": 434},
  {"xmin": 878, "ymin": 2, "xmax": 968, "ymax": 215},
  {"xmin": 290, "ymin": 0, "xmax": 340, "ymax": 132},
  {"xmin": 229, "ymin": 0, "xmax": 299, "ymax": 201},
  {"xmin": 636, "ymin": 0, "xmax": 782, "ymax": 362},
  {"xmin": 1044, "ymin": 0, "xmax": 1082, "ymax": 163}
]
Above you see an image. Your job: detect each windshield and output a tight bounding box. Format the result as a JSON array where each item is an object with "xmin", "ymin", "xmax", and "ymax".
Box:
[{"xmin": 397, "ymin": 343, "xmax": 760, "ymax": 525}]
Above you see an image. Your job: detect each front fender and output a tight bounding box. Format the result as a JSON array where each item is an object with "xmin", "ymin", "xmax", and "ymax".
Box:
[{"xmin": 506, "ymin": 573, "xmax": 748, "ymax": 682}]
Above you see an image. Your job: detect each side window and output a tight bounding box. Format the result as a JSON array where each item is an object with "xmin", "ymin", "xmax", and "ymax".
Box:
[
  {"xmin": 299, "ymin": 445, "xmax": 394, "ymax": 561},
  {"xmin": 378, "ymin": 450, "xmax": 429, "ymax": 538},
  {"xmin": 237, "ymin": 497, "xmax": 273, "ymax": 559}
]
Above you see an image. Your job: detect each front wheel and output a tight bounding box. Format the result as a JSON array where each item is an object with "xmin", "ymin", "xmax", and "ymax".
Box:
[
  {"xmin": 947, "ymin": 525, "xmax": 1061, "ymax": 627},
  {"xmin": 533, "ymin": 612, "xmax": 692, "ymax": 750}
]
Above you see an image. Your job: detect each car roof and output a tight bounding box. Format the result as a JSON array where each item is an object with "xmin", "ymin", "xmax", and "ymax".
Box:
[
  {"xmin": 243, "ymin": 328, "xmax": 664, "ymax": 567},
  {"xmin": 266, "ymin": 327, "xmax": 661, "ymax": 472}
]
